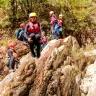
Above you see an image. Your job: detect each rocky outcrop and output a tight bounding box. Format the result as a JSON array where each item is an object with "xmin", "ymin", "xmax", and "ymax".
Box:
[
  {"xmin": 0, "ymin": 40, "xmax": 30, "ymax": 81},
  {"xmin": 80, "ymin": 60, "xmax": 96, "ymax": 96},
  {"xmin": 0, "ymin": 53, "xmax": 36, "ymax": 96},
  {"xmin": 0, "ymin": 36, "xmax": 96, "ymax": 96},
  {"xmin": 29, "ymin": 36, "xmax": 85, "ymax": 96}
]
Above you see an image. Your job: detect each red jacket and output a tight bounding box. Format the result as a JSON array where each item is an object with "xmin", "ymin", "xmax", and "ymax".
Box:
[
  {"xmin": 27, "ymin": 21, "xmax": 40, "ymax": 33},
  {"xmin": 50, "ymin": 14, "xmax": 57, "ymax": 25},
  {"xmin": 58, "ymin": 19, "xmax": 63, "ymax": 26}
]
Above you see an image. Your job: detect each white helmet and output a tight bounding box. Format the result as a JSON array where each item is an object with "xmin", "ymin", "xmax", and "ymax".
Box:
[
  {"xmin": 59, "ymin": 14, "xmax": 63, "ymax": 17},
  {"xmin": 49, "ymin": 11, "xmax": 54, "ymax": 15}
]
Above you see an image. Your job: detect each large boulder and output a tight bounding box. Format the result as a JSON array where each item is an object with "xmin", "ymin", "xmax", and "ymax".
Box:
[
  {"xmin": 0, "ymin": 36, "xmax": 96, "ymax": 96},
  {"xmin": 0, "ymin": 40, "xmax": 30, "ymax": 81},
  {"xmin": 29, "ymin": 36, "xmax": 81, "ymax": 96},
  {"xmin": 0, "ymin": 53, "xmax": 36, "ymax": 96},
  {"xmin": 80, "ymin": 60, "xmax": 96, "ymax": 96}
]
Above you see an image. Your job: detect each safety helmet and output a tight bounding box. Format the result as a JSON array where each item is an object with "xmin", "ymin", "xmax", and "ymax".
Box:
[
  {"xmin": 49, "ymin": 11, "xmax": 54, "ymax": 15},
  {"xmin": 59, "ymin": 14, "xmax": 63, "ymax": 17},
  {"xmin": 29, "ymin": 12, "xmax": 37, "ymax": 18},
  {"xmin": 8, "ymin": 41, "xmax": 17, "ymax": 49},
  {"xmin": 20, "ymin": 23, "xmax": 25, "ymax": 28}
]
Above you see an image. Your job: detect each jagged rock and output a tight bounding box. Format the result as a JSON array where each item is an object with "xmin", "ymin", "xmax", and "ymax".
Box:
[
  {"xmin": 84, "ymin": 49, "xmax": 96, "ymax": 64},
  {"xmin": 29, "ymin": 36, "xmax": 81, "ymax": 96},
  {"xmin": 84, "ymin": 49, "xmax": 96, "ymax": 57},
  {"xmin": 0, "ymin": 36, "xmax": 96, "ymax": 96},
  {"xmin": 15, "ymin": 40, "xmax": 30, "ymax": 57},
  {"xmin": 0, "ymin": 53, "xmax": 36, "ymax": 96},
  {"xmin": 80, "ymin": 60, "xmax": 96, "ymax": 96},
  {"xmin": 0, "ymin": 40, "xmax": 30, "ymax": 81}
]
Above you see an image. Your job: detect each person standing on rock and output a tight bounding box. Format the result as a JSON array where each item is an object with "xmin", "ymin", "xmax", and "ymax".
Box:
[
  {"xmin": 24, "ymin": 12, "xmax": 41, "ymax": 58},
  {"xmin": 57, "ymin": 14, "xmax": 63, "ymax": 39},
  {"xmin": 49, "ymin": 11, "xmax": 58, "ymax": 39}
]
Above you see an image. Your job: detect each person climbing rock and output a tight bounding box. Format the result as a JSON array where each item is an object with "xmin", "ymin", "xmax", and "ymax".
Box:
[
  {"xmin": 6, "ymin": 41, "xmax": 19, "ymax": 71},
  {"xmin": 24, "ymin": 12, "xmax": 41, "ymax": 58}
]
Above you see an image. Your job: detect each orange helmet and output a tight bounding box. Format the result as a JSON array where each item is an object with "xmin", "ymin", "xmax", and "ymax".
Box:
[{"xmin": 8, "ymin": 41, "xmax": 17, "ymax": 49}]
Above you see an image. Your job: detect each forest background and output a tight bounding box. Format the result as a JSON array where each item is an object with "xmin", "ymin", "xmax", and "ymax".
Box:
[{"xmin": 0, "ymin": 0, "xmax": 96, "ymax": 46}]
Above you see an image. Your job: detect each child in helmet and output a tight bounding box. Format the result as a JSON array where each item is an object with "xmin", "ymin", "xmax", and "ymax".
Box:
[
  {"xmin": 24, "ymin": 12, "xmax": 41, "ymax": 58},
  {"xmin": 41, "ymin": 31, "xmax": 48, "ymax": 49},
  {"xmin": 16, "ymin": 23, "xmax": 25, "ymax": 41},
  {"xmin": 57, "ymin": 14, "xmax": 63, "ymax": 38},
  {"xmin": 6, "ymin": 41, "xmax": 19, "ymax": 71}
]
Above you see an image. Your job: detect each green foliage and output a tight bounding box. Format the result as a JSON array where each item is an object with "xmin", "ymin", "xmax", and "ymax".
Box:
[
  {"xmin": 0, "ymin": 39, "xmax": 8, "ymax": 47},
  {"xmin": 0, "ymin": 0, "xmax": 9, "ymax": 11},
  {"xmin": 0, "ymin": 0, "xmax": 96, "ymax": 45},
  {"xmin": 48, "ymin": 0, "xmax": 96, "ymax": 46},
  {"xmin": 0, "ymin": 16, "xmax": 11, "ymax": 28}
]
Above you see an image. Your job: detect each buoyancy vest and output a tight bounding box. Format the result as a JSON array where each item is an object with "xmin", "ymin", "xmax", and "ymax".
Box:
[
  {"xmin": 50, "ymin": 14, "xmax": 57, "ymax": 25},
  {"xmin": 58, "ymin": 19, "xmax": 63, "ymax": 26},
  {"xmin": 28, "ymin": 21, "xmax": 40, "ymax": 33}
]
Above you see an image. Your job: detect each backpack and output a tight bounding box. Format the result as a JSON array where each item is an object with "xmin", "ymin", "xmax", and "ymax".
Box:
[{"xmin": 16, "ymin": 28, "xmax": 24, "ymax": 41}]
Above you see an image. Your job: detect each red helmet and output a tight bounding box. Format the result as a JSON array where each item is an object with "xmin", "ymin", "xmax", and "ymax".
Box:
[
  {"xmin": 20, "ymin": 23, "xmax": 25, "ymax": 28},
  {"xmin": 8, "ymin": 41, "xmax": 17, "ymax": 49}
]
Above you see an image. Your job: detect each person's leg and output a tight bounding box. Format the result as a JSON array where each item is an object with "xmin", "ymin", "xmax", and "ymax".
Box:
[
  {"xmin": 35, "ymin": 34, "xmax": 41, "ymax": 41},
  {"xmin": 58, "ymin": 27, "xmax": 63, "ymax": 39},
  {"xmin": 28, "ymin": 33, "xmax": 35, "ymax": 41},
  {"xmin": 35, "ymin": 34, "xmax": 41, "ymax": 58},
  {"xmin": 59, "ymin": 32, "xmax": 63, "ymax": 38},
  {"xmin": 28, "ymin": 33, "xmax": 36, "ymax": 57},
  {"xmin": 29, "ymin": 43, "xmax": 36, "ymax": 57},
  {"xmin": 9, "ymin": 56, "xmax": 15, "ymax": 70},
  {"xmin": 36, "ymin": 42, "xmax": 40, "ymax": 58},
  {"xmin": 54, "ymin": 23, "xmax": 60, "ymax": 39}
]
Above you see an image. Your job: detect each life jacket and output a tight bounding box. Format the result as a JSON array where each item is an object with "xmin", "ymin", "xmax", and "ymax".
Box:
[
  {"xmin": 50, "ymin": 14, "xmax": 57, "ymax": 25},
  {"xmin": 58, "ymin": 19, "xmax": 63, "ymax": 26},
  {"xmin": 27, "ymin": 21, "xmax": 40, "ymax": 33}
]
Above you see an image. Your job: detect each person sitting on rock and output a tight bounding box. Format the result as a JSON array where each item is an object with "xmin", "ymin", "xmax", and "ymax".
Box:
[
  {"xmin": 24, "ymin": 12, "xmax": 41, "ymax": 58},
  {"xmin": 6, "ymin": 40, "xmax": 19, "ymax": 71},
  {"xmin": 16, "ymin": 23, "xmax": 25, "ymax": 41}
]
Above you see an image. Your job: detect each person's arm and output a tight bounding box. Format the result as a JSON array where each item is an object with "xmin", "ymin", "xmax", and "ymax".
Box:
[
  {"xmin": 7, "ymin": 50, "xmax": 13, "ymax": 58},
  {"xmin": 38, "ymin": 23, "xmax": 42, "ymax": 37},
  {"xmin": 16, "ymin": 28, "xmax": 22, "ymax": 39},
  {"xmin": 24, "ymin": 24, "xmax": 29, "ymax": 40}
]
